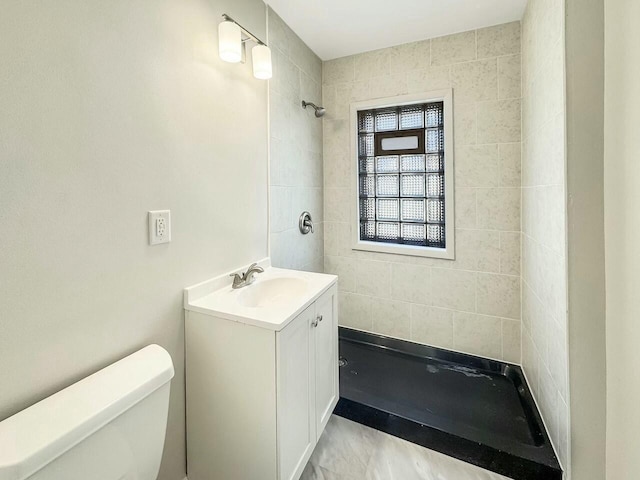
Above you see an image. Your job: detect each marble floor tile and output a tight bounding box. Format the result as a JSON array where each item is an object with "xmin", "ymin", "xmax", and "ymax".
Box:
[
  {"xmin": 302, "ymin": 416, "xmax": 511, "ymax": 480},
  {"xmin": 303, "ymin": 414, "xmax": 379, "ymax": 479}
]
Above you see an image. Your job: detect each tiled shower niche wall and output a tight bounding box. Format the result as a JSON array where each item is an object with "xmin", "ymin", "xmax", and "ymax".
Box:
[{"xmin": 323, "ymin": 22, "xmax": 522, "ymax": 363}]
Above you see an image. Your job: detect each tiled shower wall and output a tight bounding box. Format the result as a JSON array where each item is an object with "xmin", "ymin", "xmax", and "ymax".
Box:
[
  {"xmin": 268, "ymin": 8, "xmax": 324, "ymax": 272},
  {"xmin": 322, "ymin": 23, "xmax": 522, "ymax": 362},
  {"xmin": 521, "ymin": 0, "xmax": 570, "ymax": 471}
]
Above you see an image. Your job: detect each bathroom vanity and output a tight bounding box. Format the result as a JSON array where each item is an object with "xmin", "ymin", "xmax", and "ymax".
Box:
[{"xmin": 184, "ymin": 260, "xmax": 338, "ymax": 480}]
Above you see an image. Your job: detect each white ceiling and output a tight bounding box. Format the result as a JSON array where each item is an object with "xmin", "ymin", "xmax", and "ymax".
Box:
[{"xmin": 267, "ymin": 0, "xmax": 527, "ymax": 60}]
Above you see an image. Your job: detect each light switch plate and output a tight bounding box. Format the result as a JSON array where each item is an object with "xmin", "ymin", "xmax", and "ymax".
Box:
[{"xmin": 149, "ymin": 210, "xmax": 171, "ymax": 245}]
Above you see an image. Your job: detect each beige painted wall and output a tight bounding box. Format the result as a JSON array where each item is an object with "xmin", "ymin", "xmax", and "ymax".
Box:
[
  {"xmin": 604, "ymin": 0, "xmax": 640, "ymax": 477},
  {"xmin": 565, "ymin": 0, "xmax": 607, "ymax": 478},
  {"xmin": 520, "ymin": 0, "xmax": 570, "ymax": 471},
  {"xmin": 0, "ymin": 1, "xmax": 268, "ymax": 479},
  {"xmin": 322, "ymin": 23, "xmax": 523, "ymax": 363},
  {"xmin": 268, "ymin": 8, "xmax": 324, "ymax": 272}
]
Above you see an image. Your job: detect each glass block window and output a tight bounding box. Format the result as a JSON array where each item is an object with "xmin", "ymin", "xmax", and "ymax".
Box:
[{"xmin": 356, "ymin": 101, "xmax": 446, "ymax": 248}]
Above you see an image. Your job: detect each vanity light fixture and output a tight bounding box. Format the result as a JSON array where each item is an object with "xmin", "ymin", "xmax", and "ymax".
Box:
[
  {"xmin": 218, "ymin": 20, "xmax": 242, "ymax": 63},
  {"xmin": 218, "ymin": 14, "xmax": 272, "ymax": 80}
]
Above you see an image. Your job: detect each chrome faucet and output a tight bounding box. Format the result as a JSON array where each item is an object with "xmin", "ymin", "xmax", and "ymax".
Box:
[{"xmin": 230, "ymin": 263, "xmax": 264, "ymax": 289}]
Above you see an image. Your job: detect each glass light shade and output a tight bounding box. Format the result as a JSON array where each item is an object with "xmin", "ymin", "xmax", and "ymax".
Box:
[
  {"xmin": 252, "ymin": 44, "xmax": 272, "ymax": 80},
  {"xmin": 218, "ymin": 21, "xmax": 242, "ymax": 63}
]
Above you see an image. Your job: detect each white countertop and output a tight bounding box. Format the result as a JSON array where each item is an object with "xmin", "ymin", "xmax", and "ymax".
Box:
[{"xmin": 184, "ymin": 259, "xmax": 337, "ymax": 331}]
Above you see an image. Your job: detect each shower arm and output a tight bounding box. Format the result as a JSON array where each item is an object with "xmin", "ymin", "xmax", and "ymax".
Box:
[{"xmin": 301, "ymin": 100, "xmax": 326, "ymax": 117}]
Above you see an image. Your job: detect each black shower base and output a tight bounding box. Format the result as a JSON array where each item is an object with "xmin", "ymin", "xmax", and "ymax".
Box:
[{"xmin": 334, "ymin": 327, "xmax": 562, "ymax": 480}]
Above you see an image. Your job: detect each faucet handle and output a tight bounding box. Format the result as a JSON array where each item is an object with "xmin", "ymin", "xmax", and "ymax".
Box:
[
  {"xmin": 299, "ymin": 211, "xmax": 314, "ymax": 234},
  {"xmin": 229, "ymin": 273, "xmax": 243, "ymax": 288}
]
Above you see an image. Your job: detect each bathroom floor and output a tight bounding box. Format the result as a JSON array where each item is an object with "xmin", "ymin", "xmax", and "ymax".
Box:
[{"xmin": 301, "ymin": 415, "xmax": 511, "ymax": 480}]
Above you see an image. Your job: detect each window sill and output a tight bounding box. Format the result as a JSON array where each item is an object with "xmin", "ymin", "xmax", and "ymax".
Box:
[{"xmin": 352, "ymin": 240, "xmax": 455, "ymax": 260}]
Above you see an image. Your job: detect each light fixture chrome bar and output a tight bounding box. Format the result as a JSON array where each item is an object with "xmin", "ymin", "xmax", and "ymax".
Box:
[{"xmin": 222, "ymin": 14, "xmax": 267, "ymax": 46}]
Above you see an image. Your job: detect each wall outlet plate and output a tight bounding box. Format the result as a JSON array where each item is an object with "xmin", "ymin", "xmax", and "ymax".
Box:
[{"xmin": 149, "ymin": 210, "xmax": 171, "ymax": 245}]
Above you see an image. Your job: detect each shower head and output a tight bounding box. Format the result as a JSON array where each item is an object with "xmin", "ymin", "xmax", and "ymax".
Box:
[{"xmin": 301, "ymin": 100, "xmax": 326, "ymax": 118}]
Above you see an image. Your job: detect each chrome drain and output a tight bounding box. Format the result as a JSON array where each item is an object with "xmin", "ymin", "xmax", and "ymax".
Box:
[{"xmin": 338, "ymin": 356, "xmax": 348, "ymax": 367}]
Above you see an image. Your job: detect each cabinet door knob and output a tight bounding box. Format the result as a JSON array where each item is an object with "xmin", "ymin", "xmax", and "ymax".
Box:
[
  {"xmin": 311, "ymin": 319, "xmax": 319, "ymax": 328},
  {"xmin": 317, "ymin": 315, "xmax": 323, "ymax": 323}
]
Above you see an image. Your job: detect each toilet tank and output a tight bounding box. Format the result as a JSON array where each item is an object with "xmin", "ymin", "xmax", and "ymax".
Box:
[{"xmin": 0, "ymin": 345, "xmax": 174, "ymax": 480}]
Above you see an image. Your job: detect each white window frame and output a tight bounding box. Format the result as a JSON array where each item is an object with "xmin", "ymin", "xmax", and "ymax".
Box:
[{"xmin": 350, "ymin": 90, "xmax": 455, "ymax": 260}]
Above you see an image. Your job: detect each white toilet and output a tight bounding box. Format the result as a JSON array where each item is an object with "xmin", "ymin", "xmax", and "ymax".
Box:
[{"xmin": 0, "ymin": 344, "xmax": 174, "ymax": 480}]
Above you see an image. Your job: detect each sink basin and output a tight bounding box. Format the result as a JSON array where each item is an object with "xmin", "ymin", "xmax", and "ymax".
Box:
[{"xmin": 237, "ymin": 277, "xmax": 309, "ymax": 308}]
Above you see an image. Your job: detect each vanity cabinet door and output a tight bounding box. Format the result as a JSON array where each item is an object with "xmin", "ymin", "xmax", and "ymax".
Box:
[
  {"xmin": 276, "ymin": 305, "xmax": 316, "ymax": 480},
  {"xmin": 312, "ymin": 286, "xmax": 339, "ymax": 437}
]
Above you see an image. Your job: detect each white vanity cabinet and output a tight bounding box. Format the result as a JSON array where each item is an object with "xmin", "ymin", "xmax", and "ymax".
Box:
[
  {"xmin": 277, "ymin": 288, "xmax": 339, "ymax": 480},
  {"xmin": 185, "ymin": 270, "xmax": 338, "ymax": 480}
]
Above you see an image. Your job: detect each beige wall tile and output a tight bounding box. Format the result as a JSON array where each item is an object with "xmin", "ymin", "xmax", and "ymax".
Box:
[
  {"xmin": 390, "ymin": 263, "xmax": 431, "ymax": 304},
  {"xmin": 455, "ymin": 144, "xmax": 500, "ymax": 187},
  {"xmin": 270, "ymin": 231, "xmax": 288, "ymax": 268},
  {"xmin": 406, "ymin": 66, "xmax": 451, "ymax": 94},
  {"xmin": 453, "ymin": 102, "xmax": 477, "ymax": 145},
  {"xmin": 291, "ymin": 185, "xmax": 322, "ymax": 221},
  {"xmin": 431, "ymin": 31, "xmax": 476, "ymax": 66},
  {"xmin": 289, "ymin": 34, "xmax": 322, "ymax": 80},
  {"xmin": 453, "ymin": 312, "xmax": 502, "ymax": 359},
  {"xmin": 502, "ymin": 319, "xmax": 522, "ymax": 363},
  {"xmin": 301, "ymin": 256, "xmax": 324, "ymax": 274},
  {"xmin": 271, "ymin": 48, "xmax": 300, "ymax": 97},
  {"xmin": 454, "ymin": 187, "xmax": 477, "ymax": 228},
  {"xmin": 500, "ymin": 231, "xmax": 521, "ymax": 275},
  {"xmin": 547, "ymin": 317, "xmax": 568, "ymax": 400},
  {"xmin": 498, "ymin": 55, "xmax": 522, "ymax": 100},
  {"xmin": 557, "ymin": 397, "xmax": 569, "ymax": 469},
  {"xmin": 301, "ymin": 72, "xmax": 322, "ymax": 111},
  {"xmin": 499, "ymin": 143, "xmax": 521, "ymax": 187},
  {"xmin": 323, "ymin": 56, "xmax": 354, "ymax": 85},
  {"xmin": 451, "ymin": 59, "xmax": 498, "ymax": 104},
  {"xmin": 356, "ymin": 259, "xmax": 392, "ymax": 298},
  {"xmin": 270, "ymin": 91, "xmax": 292, "ymax": 141},
  {"xmin": 477, "ymin": 21, "xmax": 521, "ymax": 59},
  {"xmin": 270, "ymin": 186, "xmax": 294, "ymax": 232},
  {"xmin": 454, "ymin": 229, "xmax": 500, "ymax": 273},
  {"xmin": 322, "ymin": 84, "xmax": 337, "ymax": 117},
  {"xmin": 333, "ymin": 81, "xmax": 370, "ymax": 120},
  {"xmin": 477, "ymin": 272, "xmax": 521, "ymax": 319},
  {"xmin": 521, "ymin": 329, "xmax": 540, "ymax": 390},
  {"xmin": 431, "ymin": 268, "xmax": 476, "ymax": 312},
  {"xmin": 477, "ymin": 99, "xmax": 522, "ymax": 143},
  {"xmin": 525, "ymin": 278, "xmax": 550, "ymax": 363},
  {"xmin": 267, "ymin": 9, "xmax": 293, "ymax": 55},
  {"xmin": 476, "ymin": 187, "xmax": 521, "ymax": 231},
  {"xmin": 538, "ymin": 364, "xmax": 559, "ymax": 447},
  {"xmin": 324, "ymin": 255, "xmax": 357, "ymax": 292},
  {"xmin": 369, "ymin": 73, "xmax": 408, "ymax": 99},
  {"xmin": 522, "ymin": 184, "xmax": 565, "ymax": 256},
  {"xmin": 521, "ymin": 280, "xmax": 533, "ymax": 334},
  {"xmin": 324, "ymin": 221, "xmax": 352, "ymax": 257},
  {"xmin": 521, "ymin": 112, "xmax": 564, "ymax": 187},
  {"xmin": 339, "ymin": 292, "xmax": 373, "ymax": 331},
  {"xmin": 354, "ymin": 48, "xmax": 391, "ymax": 80},
  {"xmin": 371, "ymin": 298, "xmax": 411, "ymax": 339},
  {"xmin": 323, "ymin": 119, "xmax": 350, "ymax": 169},
  {"xmin": 324, "ymin": 148, "xmax": 350, "ymax": 188},
  {"xmin": 410, "ymin": 305, "xmax": 454, "ymax": 348},
  {"xmin": 324, "ymin": 187, "xmax": 350, "ymax": 222},
  {"xmin": 389, "ymin": 40, "xmax": 431, "ymax": 72}
]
